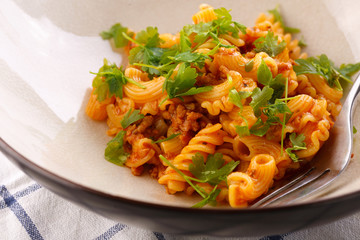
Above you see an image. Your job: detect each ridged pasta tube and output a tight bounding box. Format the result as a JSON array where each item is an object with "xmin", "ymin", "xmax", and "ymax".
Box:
[{"xmin": 227, "ymin": 154, "xmax": 277, "ymax": 208}]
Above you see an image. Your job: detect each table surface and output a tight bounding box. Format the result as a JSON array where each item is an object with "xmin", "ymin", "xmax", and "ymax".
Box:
[{"xmin": 1, "ymin": 151, "xmax": 360, "ymax": 240}]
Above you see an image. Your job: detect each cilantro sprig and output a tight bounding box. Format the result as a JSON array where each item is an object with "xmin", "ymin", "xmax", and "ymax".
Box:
[
  {"xmin": 249, "ymin": 86, "xmax": 274, "ymax": 117},
  {"xmin": 122, "ymin": 27, "xmax": 166, "ymax": 76},
  {"xmin": 160, "ymin": 153, "xmax": 239, "ymax": 207},
  {"xmin": 250, "ymin": 100, "xmax": 292, "ymax": 137},
  {"xmin": 123, "ymin": 27, "xmax": 210, "ymax": 77},
  {"xmin": 254, "ymin": 31, "xmax": 286, "ymax": 57},
  {"xmin": 91, "ymin": 59, "xmax": 145, "ymax": 102},
  {"xmin": 285, "ymin": 133, "xmax": 307, "ymax": 162},
  {"xmin": 294, "ymin": 54, "xmax": 360, "ymax": 90},
  {"xmin": 189, "ymin": 153, "xmax": 239, "ymax": 186},
  {"xmin": 183, "ymin": 7, "xmax": 246, "ymax": 49},
  {"xmin": 120, "ymin": 108, "xmax": 144, "ymax": 129},
  {"xmin": 234, "ymin": 59, "xmax": 292, "ymax": 153},
  {"xmin": 162, "ymin": 63, "xmax": 213, "ymax": 103},
  {"xmin": 228, "ymin": 88, "xmax": 252, "ymax": 111},
  {"xmin": 152, "ymin": 133, "xmax": 181, "ymax": 144},
  {"xmin": 100, "ymin": 23, "xmax": 134, "ymax": 48},
  {"xmin": 257, "ymin": 59, "xmax": 286, "ymax": 103},
  {"xmin": 105, "ymin": 131, "xmax": 129, "ymax": 166}
]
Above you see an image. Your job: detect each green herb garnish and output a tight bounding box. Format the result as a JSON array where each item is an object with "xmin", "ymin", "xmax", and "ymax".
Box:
[
  {"xmin": 285, "ymin": 133, "xmax": 307, "ymax": 162},
  {"xmin": 152, "ymin": 133, "xmax": 181, "ymax": 144},
  {"xmin": 249, "ymin": 100, "xmax": 292, "ymax": 137},
  {"xmin": 294, "ymin": 54, "xmax": 360, "ymax": 90},
  {"xmin": 160, "ymin": 153, "xmax": 239, "ymax": 207},
  {"xmin": 183, "ymin": 7, "xmax": 246, "ymax": 48},
  {"xmin": 162, "ymin": 63, "xmax": 212, "ymax": 102},
  {"xmin": 105, "ymin": 131, "xmax": 129, "ymax": 166},
  {"xmin": 100, "ymin": 23, "xmax": 134, "ymax": 48},
  {"xmin": 91, "ymin": 59, "xmax": 145, "ymax": 102},
  {"xmin": 245, "ymin": 59, "xmax": 254, "ymax": 72},
  {"xmin": 254, "ymin": 31, "xmax": 286, "ymax": 57},
  {"xmin": 249, "ymin": 86, "xmax": 274, "ymax": 117},
  {"xmin": 120, "ymin": 108, "xmax": 144, "ymax": 129},
  {"xmin": 228, "ymin": 88, "xmax": 252, "ymax": 111},
  {"xmin": 189, "ymin": 153, "xmax": 239, "ymax": 186}
]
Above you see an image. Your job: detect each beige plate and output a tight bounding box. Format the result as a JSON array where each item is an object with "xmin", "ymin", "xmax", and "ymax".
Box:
[{"xmin": 0, "ymin": 0, "xmax": 359, "ymax": 208}]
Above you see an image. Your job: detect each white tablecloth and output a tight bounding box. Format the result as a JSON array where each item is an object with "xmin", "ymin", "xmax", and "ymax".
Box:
[{"xmin": 1, "ymin": 151, "xmax": 360, "ymax": 240}]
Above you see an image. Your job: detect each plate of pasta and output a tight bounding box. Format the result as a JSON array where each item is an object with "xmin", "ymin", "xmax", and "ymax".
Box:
[{"xmin": 1, "ymin": 0, "xmax": 360, "ymax": 236}]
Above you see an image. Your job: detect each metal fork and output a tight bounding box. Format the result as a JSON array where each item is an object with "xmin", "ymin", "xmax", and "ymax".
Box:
[{"xmin": 251, "ymin": 74, "xmax": 360, "ymax": 208}]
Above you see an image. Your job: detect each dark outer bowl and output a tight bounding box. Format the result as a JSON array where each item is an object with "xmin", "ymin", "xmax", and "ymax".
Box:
[{"xmin": 1, "ymin": 138, "xmax": 360, "ymax": 237}]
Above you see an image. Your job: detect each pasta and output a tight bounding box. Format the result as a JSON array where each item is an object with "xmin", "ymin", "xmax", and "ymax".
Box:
[{"xmin": 86, "ymin": 4, "xmax": 360, "ymax": 208}]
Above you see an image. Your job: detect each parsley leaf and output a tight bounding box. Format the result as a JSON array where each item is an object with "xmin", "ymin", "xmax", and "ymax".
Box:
[
  {"xmin": 228, "ymin": 88, "xmax": 252, "ymax": 110},
  {"xmin": 135, "ymin": 26, "xmax": 162, "ymax": 47},
  {"xmin": 257, "ymin": 59, "xmax": 273, "ymax": 85},
  {"xmin": 268, "ymin": 6, "xmax": 300, "ymax": 34},
  {"xmin": 249, "ymin": 100, "xmax": 292, "ymax": 137},
  {"xmin": 183, "ymin": 22, "xmax": 213, "ymax": 44},
  {"xmin": 249, "ymin": 86, "xmax": 274, "ymax": 117},
  {"xmin": 100, "ymin": 23, "xmax": 134, "ymax": 48},
  {"xmin": 120, "ymin": 108, "xmax": 144, "ymax": 129},
  {"xmin": 91, "ymin": 59, "xmax": 145, "ymax": 102},
  {"xmin": 245, "ymin": 59, "xmax": 254, "ymax": 72},
  {"xmin": 125, "ymin": 27, "xmax": 166, "ymax": 76},
  {"xmin": 163, "ymin": 63, "xmax": 212, "ymax": 101},
  {"xmin": 129, "ymin": 46, "xmax": 165, "ymax": 76},
  {"xmin": 189, "ymin": 153, "xmax": 240, "ymax": 186},
  {"xmin": 235, "ymin": 125, "xmax": 251, "ymax": 138},
  {"xmin": 175, "ymin": 86, "xmax": 213, "ymax": 97},
  {"xmin": 169, "ymin": 51, "xmax": 209, "ymax": 68},
  {"xmin": 254, "ymin": 31, "xmax": 286, "ymax": 57},
  {"xmin": 285, "ymin": 133, "xmax": 307, "ymax": 162},
  {"xmin": 159, "ymin": 154, "xmax": 239, "ymax": 207},
  {"xmin": 338, "ymin": 63, "xmax": 360, "ymax": 81},
  {"xmin": 164, "ymin": 63, "xmax": 197, "ymax": 98},
  {"xmin": 268, "ymin": 74, "xmax": 286, "ymax": 103},
  {"xmin": 104, "ymin": 130, "xmax": 129, "ymax": 166},
  {"xmin": 183, "ymin": 7, "xmax": 246, "ymax": 48},
  {"xmin": 152, "ymin": 133, "xmax": 181, "ymax": 144},
  {"xmin": 353, "ymin": 126, "xmax": 358, "ymax": 134},
  {"xmin": 249, "ymin": 118, "xmax": 271, "ymax": 137},
  {"xmin": 294, "ymin": 54, "xmax": 359, "ymax": 90},
  {"xmin": 179, "ymin": 30, "xmax": 192, "ymax": 53},
  {"xmin": 213, "ymin": 8, "xmax": 247, "ymax": 37},
  {"xmin": 257, "ymin": 59, "xmax": 286, "ymax": 103}
]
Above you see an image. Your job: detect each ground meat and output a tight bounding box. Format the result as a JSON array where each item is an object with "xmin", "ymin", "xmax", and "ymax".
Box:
[
  {"xmin": 133, "ymin": 116, "xmax": 154, "ymax": 134},
  {"xmin": 163, "ymin": 104, "xmax": 203, "ymax": 132},
  {"xmin": 196, "ymin": 73, "xmax": 223, "ymax": 86},
  {"xmin": 126, "ymin": 116, "xmax": 161, "ymax": 145},
  {"xmin": 162, "ymin": 103, "xmax": 208, "ymax": 145}
]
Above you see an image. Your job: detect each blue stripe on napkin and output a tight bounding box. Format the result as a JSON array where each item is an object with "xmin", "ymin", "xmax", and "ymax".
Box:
[
  {"xmin": 0, "ymin": 183, "xmax": 42, "ymax": 210},
  {"xmin": 94, "ymin": 223, "xmax": 126, "ymax": 240},
  {"xmin": 0, "ymin": 185, "xmax": 44, "ymax": 240}
]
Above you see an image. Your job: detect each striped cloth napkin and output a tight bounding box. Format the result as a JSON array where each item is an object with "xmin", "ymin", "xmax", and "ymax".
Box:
[{"xmin": 1, "ymin": 151, "xmax": 359, "ymax": 240}]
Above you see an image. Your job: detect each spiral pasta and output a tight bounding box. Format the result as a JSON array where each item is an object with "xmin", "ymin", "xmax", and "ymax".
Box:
[{"xmin": 158, "ymin": 124, "xmax": 227, "ymax": 193}]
